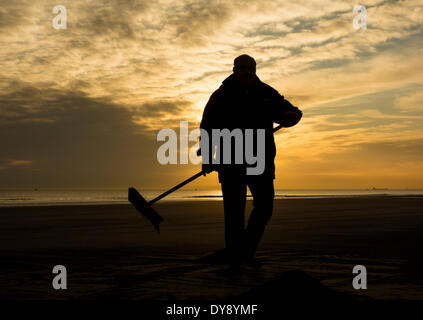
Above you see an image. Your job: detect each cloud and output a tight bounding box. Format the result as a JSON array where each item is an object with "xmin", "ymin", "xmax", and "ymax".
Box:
[
  {"xmin": 1, "ymin": 0, "xmax": 422, "ymax": 188},
  {"xmin": 0, "ymin": 82, "xmax": 169, "ymax": 188},
  {"xmin": 275, "ymin": 137, "xmax": 423, "ymax": 189},
  {"xmin": 395, "ymin": 90, "xmax": 423, "ymax": 111},
  {"xmin": 0, "ymin": 159, "xmax": 33, "ymax": 171},
  {"xmin": 168, "ymin": 0, "xmax": 232, "ymax": 46},
  {"xmin": 0, "ymin": 0, "xmax": 32, "ymax": 31},
  {"xmin": 136, "ymin": 100, "xmax": 189, "ymax": 118},
  {"xmin": 2, "ymin": 0, "xmax": 422, "ymax": 110},
  {"xmin": 131, "ymin": 99, "xmax": 194, "ymax": 131},
  {"xmin": 71, "ymin": 0, "xmax": 149, "ymax": 42}
]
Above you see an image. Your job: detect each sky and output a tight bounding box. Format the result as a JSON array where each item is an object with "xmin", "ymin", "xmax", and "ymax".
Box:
[{"xmin": 0, "ymin": 0, "xmax": 422, "ymax": 190}]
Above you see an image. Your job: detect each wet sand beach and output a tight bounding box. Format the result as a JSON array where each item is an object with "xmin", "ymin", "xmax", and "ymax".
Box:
[{"xmin": 1, "ymin": 196, "xmax": 422, "ymax": 301}]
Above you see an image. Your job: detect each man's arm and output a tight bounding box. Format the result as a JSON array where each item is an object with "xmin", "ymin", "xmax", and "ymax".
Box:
[
  {"xmin": 199, "ymin": 91, "xmax": 220, "ymax": 174},
  {"xmin": 267, "ymin": 87, "xmax": 303, "ymax": 127}
]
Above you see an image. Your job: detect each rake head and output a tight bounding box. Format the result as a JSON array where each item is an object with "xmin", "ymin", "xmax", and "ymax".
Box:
[{"xmin": 128, "ymin": 187, "xmax": 164, "ymax": 233}]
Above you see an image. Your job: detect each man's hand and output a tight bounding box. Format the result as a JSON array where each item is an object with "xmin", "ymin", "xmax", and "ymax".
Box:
[
  {"xmin": 280, "ymin": 108, "xmax": 302, "ymax": 128},
  {"xmin": 202, "ymin": 163, "xmax": 217, "ymax": 176}
]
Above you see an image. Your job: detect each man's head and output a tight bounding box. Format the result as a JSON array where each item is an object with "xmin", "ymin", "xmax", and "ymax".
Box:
[{"xmin": 233, "ymin": 54, "xmax": 256, "ymax": 86}]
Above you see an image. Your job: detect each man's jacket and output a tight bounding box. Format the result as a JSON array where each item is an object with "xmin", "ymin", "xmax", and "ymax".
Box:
[{"xmin": 200, "ymin": 73, "xmax": 300, "ymax": 181}]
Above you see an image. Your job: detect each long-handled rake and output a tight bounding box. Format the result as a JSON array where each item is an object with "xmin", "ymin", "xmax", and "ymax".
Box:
[
  {"xmin": 128, "ymin": 171, "xmax": 204, "ymax": 233},
  {"xmin": 128, "ymin": 124, "xmax": 284, "ymax": 233}
]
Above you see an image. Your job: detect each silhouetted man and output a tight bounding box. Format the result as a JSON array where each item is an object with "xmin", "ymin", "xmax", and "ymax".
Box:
[{"xmin": 200, "ymin": 54, "xmax": 302, "ymax": 268}]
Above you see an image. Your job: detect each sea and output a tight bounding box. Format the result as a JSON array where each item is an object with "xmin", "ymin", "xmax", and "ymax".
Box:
[{"xmin": 0, "ymin": 188, "xmax": 422, "ymax": 207}]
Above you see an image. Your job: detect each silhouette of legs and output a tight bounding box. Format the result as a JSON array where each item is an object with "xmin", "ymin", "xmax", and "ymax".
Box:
[
  {"xmin": 245, "ymin": 177, "xmax": 274, "ymax": 259},
  {"xmin": 221, "ymin": 176, "xmax": 247, "ymax": 265},
  {"xmin": 220, "ymin": 173, "xmax": 274, "ymax": 266}
]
